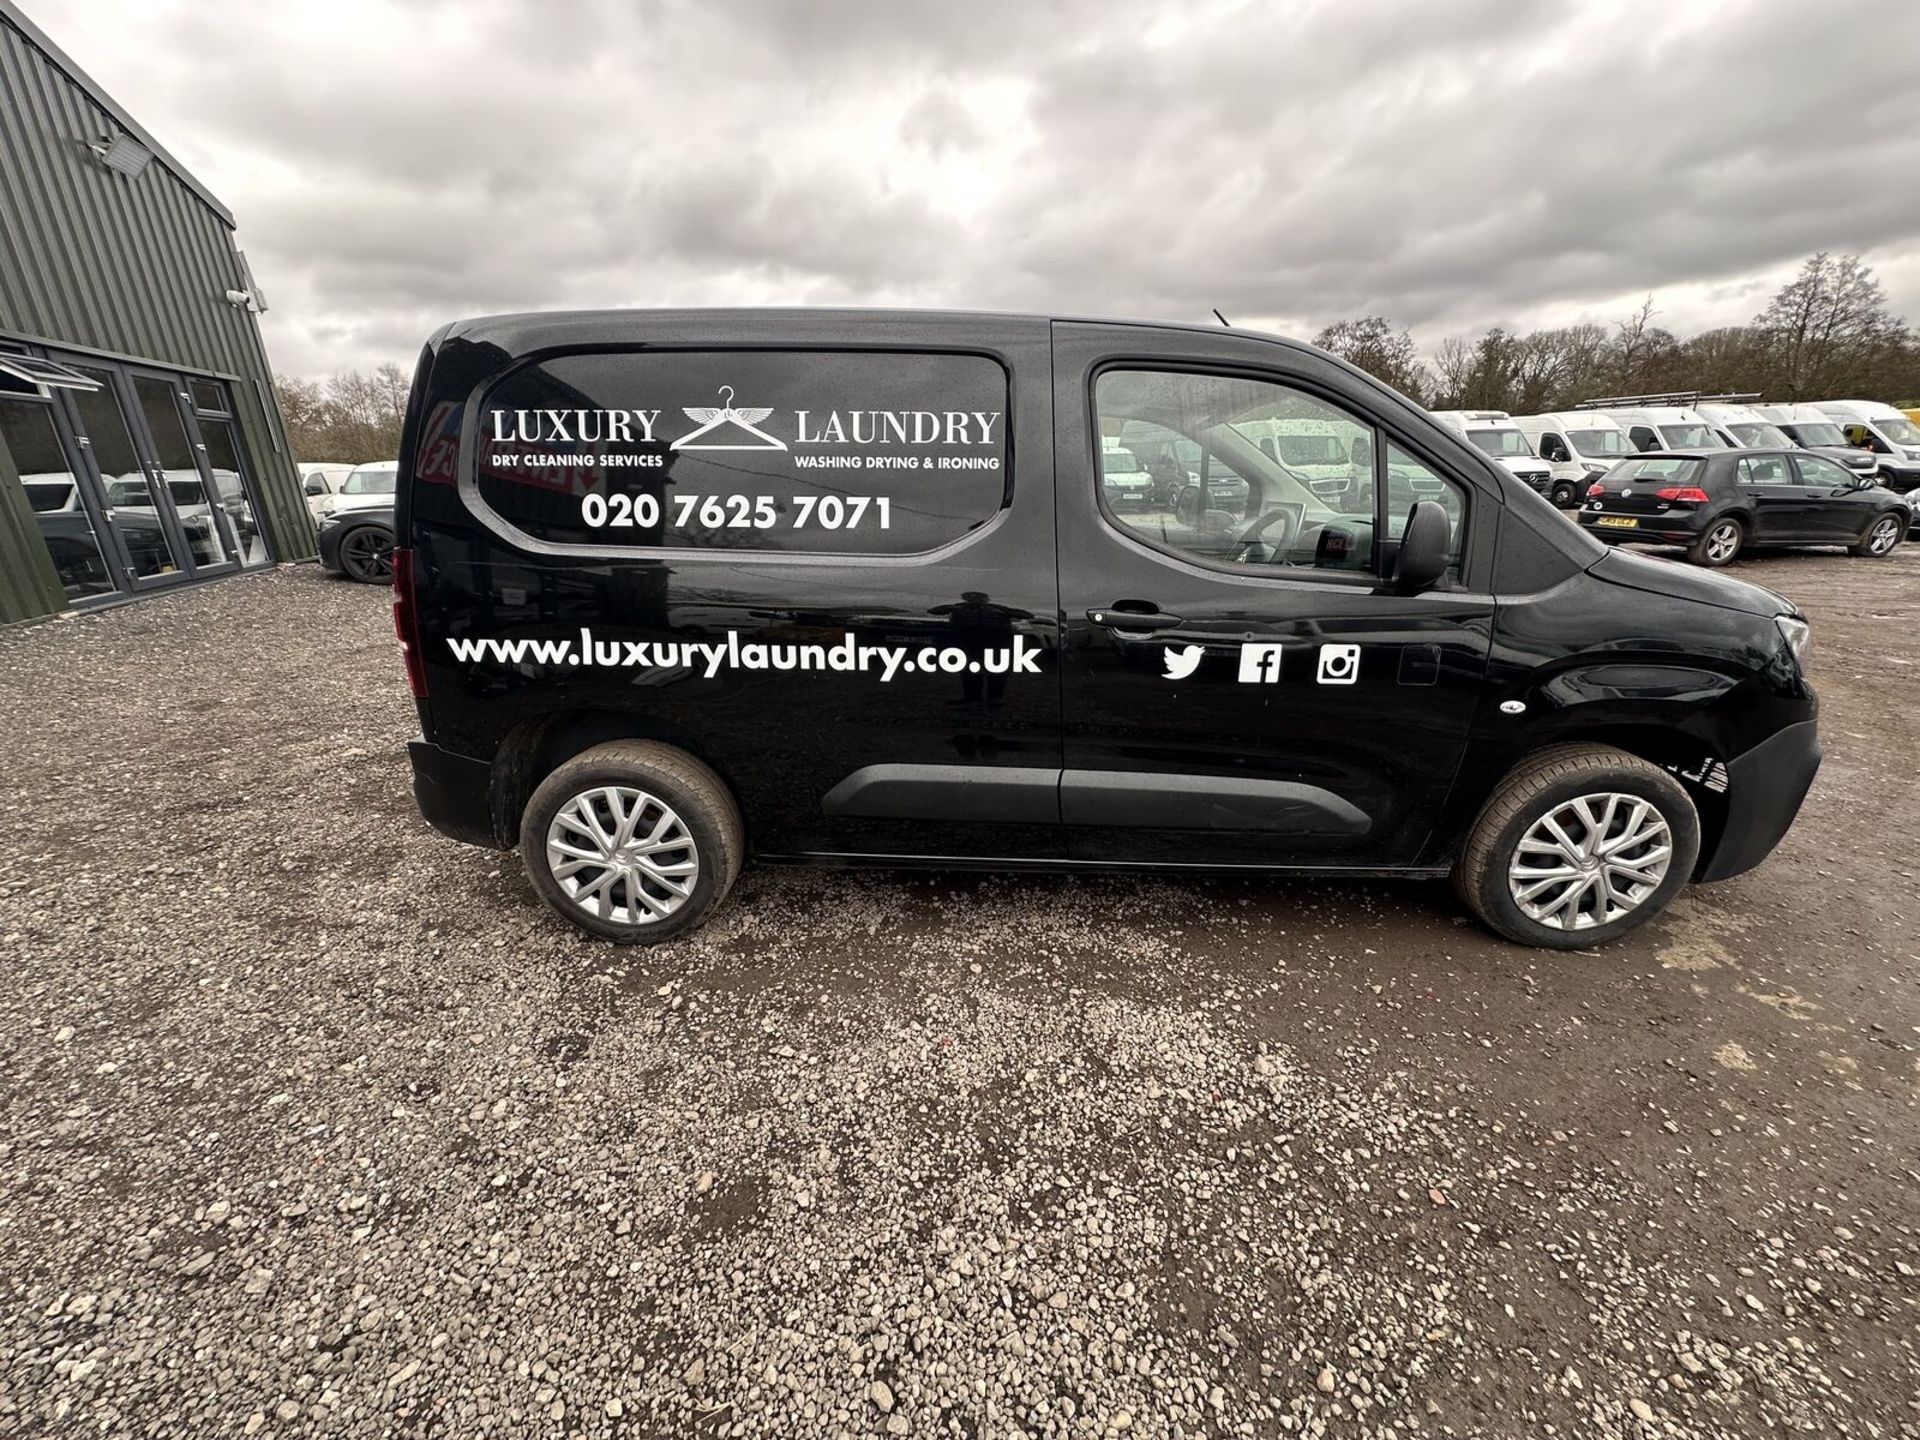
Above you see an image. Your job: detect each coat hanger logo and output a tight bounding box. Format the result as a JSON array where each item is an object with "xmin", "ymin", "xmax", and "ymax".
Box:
[{"xmin": 672, "ymin": 386, "xmax": 788, "ymax": 451}]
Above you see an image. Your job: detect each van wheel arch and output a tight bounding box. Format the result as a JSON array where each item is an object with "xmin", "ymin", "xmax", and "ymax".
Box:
[
  {"xmin": 487, "ymin": 711, "xmax": 746, "ymax": 849},
  {"xmin": 1462, "ymin": 726, "xmax": 1728, "ymax": 881}
]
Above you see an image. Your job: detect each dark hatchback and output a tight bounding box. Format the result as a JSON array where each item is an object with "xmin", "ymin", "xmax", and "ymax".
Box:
[
  {"xmin": 1579, "ymin": 449, "xmax": 1909, "ymax": 567},
  {"xmin": 316, "ymin": 504, "xmax": 397, "ymax": 583},
  {"xmin": 393, "ymin": 309, "xmax": 1823, "ymax": 952}
]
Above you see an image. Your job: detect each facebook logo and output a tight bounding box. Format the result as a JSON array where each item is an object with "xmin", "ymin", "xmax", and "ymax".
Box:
[{"xmin": 1237, "ymin": 643, "xmax": 1285, "ymax": 684}]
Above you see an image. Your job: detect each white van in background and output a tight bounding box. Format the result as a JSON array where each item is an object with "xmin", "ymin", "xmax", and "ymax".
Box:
[
  {"xmin": 299, "ymin": 462, "xmax": 361, "ymax": 521},
  {"xmin": 1576, "ymin": 397, "xmax": 1729, "ymax": 455},
  {"xmin": 1815, "ymin": 400, "xmax": 1920, "ymax": 493},
  {"xmin": 1709, "ymin": 401, "xmax": 1879, "ymax": 481},
  {"xmin": 1514, "ymin": 412, "xmax": 1634, "ymax": 507},
  {"xmin": 1427, "ymin": 410, "xmax": 1555, "ymax": 501}
]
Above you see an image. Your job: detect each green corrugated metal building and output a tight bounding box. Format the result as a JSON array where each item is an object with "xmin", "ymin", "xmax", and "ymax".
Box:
[{"xmin": 0, "ymin": 0, "xmax": 311, "ymax": 625}]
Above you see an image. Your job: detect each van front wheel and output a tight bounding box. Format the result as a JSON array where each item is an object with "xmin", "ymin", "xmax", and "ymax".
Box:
[
  {"xmin": 519, "ymin": 741, "xmax": 744, "ymax": 944},
  {"xmin": 1453, "ymin": 744, "xmax": 1700, "ymax": 950}
]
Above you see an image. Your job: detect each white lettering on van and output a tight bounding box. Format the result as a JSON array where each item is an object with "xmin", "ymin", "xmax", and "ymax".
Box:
[
  {"xmin": 489, "ymin": 409, "xmax": 662, "ymax": 444},
  {"xmin": 794, "ymin": 409, "xmax": 1001, "ymax": 446}
]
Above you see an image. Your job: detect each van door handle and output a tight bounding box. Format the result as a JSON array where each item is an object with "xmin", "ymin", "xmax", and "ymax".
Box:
[{"xmin": 1088, "ymin": 606, "xmax": 1182, "ymax": 633}]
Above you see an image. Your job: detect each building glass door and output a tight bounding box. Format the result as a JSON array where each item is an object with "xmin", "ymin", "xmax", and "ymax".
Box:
[
  {"xmin": 1, "ymin": 345, "xmax": 276, "ymax": 605},
  {"xmin": 0, "ymin": 392, "xmax": 116, "ymax": 602},
  {"xmin": 61, "ymin": 363, "xmax": 194, "ymax": 586},
  {"xmin": 128, "ymin": 370, "xmax": 240, "ymax": 575}
]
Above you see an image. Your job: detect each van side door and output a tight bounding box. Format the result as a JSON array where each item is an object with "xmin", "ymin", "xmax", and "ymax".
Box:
[{"xmin": 1050, "ymin": 322, "xmax": 1495, "ymax": 869}]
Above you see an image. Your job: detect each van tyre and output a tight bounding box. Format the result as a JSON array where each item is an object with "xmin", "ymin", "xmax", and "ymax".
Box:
[
  {"xmin": 1689, "ymin": 517, "xmax": 1744, "ymax": 567},
  {"xmin": 519, "ymin": 741, "xmax": 744, "ymax": 944},
  {"xmin": 1851, "ymin": 512, "xmax": 1903, "ymax": 558},
  {"xmin": 1550, "ymin": 479, "xmax": 1579, "ymax": 509},
  {"xmin": 1452, "ymin": 743, "xmax": 1700, "ymax": 950}
]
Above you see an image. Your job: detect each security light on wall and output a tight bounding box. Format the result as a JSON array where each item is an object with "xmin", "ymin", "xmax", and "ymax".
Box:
[{"xmin": 88, "ymin": 132, "xmax": 152, "ymax": 177}]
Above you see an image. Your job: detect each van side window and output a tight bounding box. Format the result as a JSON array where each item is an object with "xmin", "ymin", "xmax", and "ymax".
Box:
[
  {"xmin": 1093, "ymin": 370, "xmax": 1375, "ymax": 580},
  {"xmin": 1738, "ymin": 455, "xmax": 1791, "ymax": 486},
  {"xmin": 1540, "ymin": 433, "xmax": 1569, "ymax": 462},
  {"xmin": 1383, "ymin": 445, "xmax": 1467, "ymax": 579},
  {"xmin": 1630, "ymin": 426, "xmax": 1659, "ymax": 452},
  {"xmin": 473, "ymin": 351, "xmax": 1009, "ymax": 555}
]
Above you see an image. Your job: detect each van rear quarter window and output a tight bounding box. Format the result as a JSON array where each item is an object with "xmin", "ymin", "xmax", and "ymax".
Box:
[{"xmin": 473, "ymin": 350, "xmax": 1008, "ymax": 554}]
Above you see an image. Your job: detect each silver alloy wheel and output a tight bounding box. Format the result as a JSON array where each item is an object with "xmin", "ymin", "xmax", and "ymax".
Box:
[
  {"xmin": 1704, "ymin": 522, "xmax": 1740, "ymax": 563},
  {"xmin": 546, "ymin": 785, "xmax": 699, "ymax": 925},
  {"xmin": 1867, "ymin": 516, "xmax": 1900, "ymax": 554},
  {"xmin": 1507, "ymin": 792, "xmax": 1673, "ymax": 932}
]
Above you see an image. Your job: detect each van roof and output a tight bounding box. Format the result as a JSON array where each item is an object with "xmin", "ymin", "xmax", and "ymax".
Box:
[
  {"xmin": 1515, "ymin": 412, "xmax": 1625, "ymax": 429},
  {"xmin": 439, "ymin": 306, "xmax": 1325, "ymax": 353},
  {"xmin": 1430, "ymin": 410, "xmax": 1519, "ymax": 428},
  {"xmin": 1694, "ymin": 402, "xmax": 1767, "ymax": 423},
  {"xmin": 1815, "ymin": 399, "xmax": 1906, "ymax": 419},
  {"xmin": 1594, "ymin": 406, "xmax": 1713, "ymax": 424}
]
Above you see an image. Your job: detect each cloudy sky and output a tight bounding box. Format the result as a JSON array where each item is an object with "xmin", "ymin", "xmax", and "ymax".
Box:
[{"xmin": 39, "ymin": 0, "xmax": 1920, "ymax": 379}]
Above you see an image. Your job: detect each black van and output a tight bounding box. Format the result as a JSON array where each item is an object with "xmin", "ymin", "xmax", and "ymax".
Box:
[{"xmin": 393, "ymin": 311, "xmax": 1820, "ymax": 950}]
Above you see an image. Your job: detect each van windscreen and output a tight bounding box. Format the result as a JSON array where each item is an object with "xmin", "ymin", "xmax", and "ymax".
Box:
[{"xmin": 1565, "ymin": 428, "xmax": 1632, "ymax": 456}]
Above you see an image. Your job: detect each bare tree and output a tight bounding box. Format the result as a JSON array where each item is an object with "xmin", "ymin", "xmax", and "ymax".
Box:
[
  {"xmin": 1430, "ymin": 335, "xmax": 1476, "ymax": 408},
  {"xmin": 274, "ymin": 367, "xmax": 409, "ymax": 462},
  {"xmin": 1312, "ymin": 316, "xmax": 1431, "ymax": 402},
  {"xmin": 1752, "ymin": 253, "xmax": 1908, "ymax": 399}
]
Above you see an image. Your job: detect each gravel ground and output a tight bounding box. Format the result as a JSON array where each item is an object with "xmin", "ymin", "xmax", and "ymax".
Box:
[{"xmin": 2, "ymin": 549, "xmax": 1917, "ymax": 1440}]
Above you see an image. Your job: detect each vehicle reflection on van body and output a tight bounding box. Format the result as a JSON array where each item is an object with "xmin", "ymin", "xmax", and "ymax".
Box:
[{"xmin": 394, "ymin": 310, "xmax": 1822, "ymax": 952}]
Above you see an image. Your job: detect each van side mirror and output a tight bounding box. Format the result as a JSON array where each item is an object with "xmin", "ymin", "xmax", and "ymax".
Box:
[
  {"xmin": 1392, "ymin": 501, "xmax": 1451, "ymax": 594},
  {"xmin": 1543, "ymin": 439, "xmax": 1569, "ymax": 462}
]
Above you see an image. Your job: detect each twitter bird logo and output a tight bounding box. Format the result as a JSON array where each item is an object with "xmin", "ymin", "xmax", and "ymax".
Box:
[{"xmin": 1162, "ymin": 644, "xmax": 1204, "ymax": 680}]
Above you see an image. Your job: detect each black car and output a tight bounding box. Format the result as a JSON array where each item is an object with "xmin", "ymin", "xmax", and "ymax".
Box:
[
  {"xmin": 393, "ymin": 309, "xmax": 1821, "ymax": 952},
  {"xmin": 1578, "ymin": 448, "xmax": 1907, "ymax": 566},
  {"xmin": 316, "ymin": 504, "xmax": 396, "ymax": 583}
]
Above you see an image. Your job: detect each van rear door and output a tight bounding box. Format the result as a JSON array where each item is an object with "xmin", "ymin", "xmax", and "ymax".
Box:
[{"xmin": 410, "ymin": 312, "xmax": 1066, "ymax": 860}]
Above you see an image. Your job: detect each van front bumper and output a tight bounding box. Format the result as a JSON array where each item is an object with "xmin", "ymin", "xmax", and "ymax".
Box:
[
  {"xmin": 407, "ymin": 738, "xmax": 499, "ymax": 848},
  {"xmin": 1695, "ymin": 719, "xmax": 1821, "ymax": 882}
]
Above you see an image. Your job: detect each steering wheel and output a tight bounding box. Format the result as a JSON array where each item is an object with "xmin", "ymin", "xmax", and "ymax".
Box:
[{"xmin": 1230, "ymin": 507, "xmax": 1292, "ymax": 564}]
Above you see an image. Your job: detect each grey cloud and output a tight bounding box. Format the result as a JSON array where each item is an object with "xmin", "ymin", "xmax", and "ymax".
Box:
[{"xmin": 40, "ymin": 0, "xmax": 1920, "ymax": 378}]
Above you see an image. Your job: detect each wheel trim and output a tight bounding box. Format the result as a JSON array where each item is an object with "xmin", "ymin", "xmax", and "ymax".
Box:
[
  {"xmin": 1705, "ymin": 524, "xmax": 1739, "ymax": 561},
  {"xmin": 1508, "ymin": 792, "xmax": 1672, "ymax": 932},
  {"xmin": 547, "ymin": 785, "xmax": 699, "ymax": 925},
  {"xmin": 341, "ymin": 528, "xmax": 394, "ymax": 580},
  {"xmin": 1869, "ymin": 517, "xmax": 1898, "ymax": 553}
]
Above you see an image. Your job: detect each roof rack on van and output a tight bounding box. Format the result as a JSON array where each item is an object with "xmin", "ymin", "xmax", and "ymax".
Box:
[{"xmin": 1574, "ymin": 391, "xmax": 1762, "ymax": 410}]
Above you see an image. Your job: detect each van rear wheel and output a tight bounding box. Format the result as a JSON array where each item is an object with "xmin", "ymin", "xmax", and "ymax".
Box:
[
  {"xmin": 519, "ymin": 741, "xmax": 744, "ymax": 944},
  {"xmin": 1452, "ymin": 744, "xmax": 1700, "ymax": 950}
]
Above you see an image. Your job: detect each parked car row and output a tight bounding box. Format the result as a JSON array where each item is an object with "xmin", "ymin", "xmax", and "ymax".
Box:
[
  {"xmin": 299, "ymin": 459, "xmax": 398, "ymax": 521},
  {"xmin": 308, "ymin": 460, "xmax": 400, "ymax": 583}
]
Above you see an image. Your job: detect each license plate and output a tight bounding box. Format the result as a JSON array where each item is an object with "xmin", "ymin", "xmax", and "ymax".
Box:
[{"xmin": 1594, "ymin": 516, "xmax": 1639, "ymax": 529}]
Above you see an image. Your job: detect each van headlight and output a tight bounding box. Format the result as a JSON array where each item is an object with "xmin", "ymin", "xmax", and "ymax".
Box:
[{"xmin": 1775, "ymin": 615, "xmax": 1811, "ymax": 670}]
